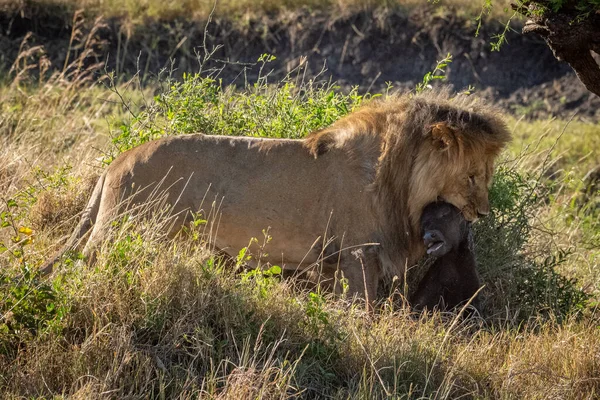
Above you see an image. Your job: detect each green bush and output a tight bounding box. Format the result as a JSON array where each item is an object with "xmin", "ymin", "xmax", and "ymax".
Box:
[
  {"xmin": 0, "ymin": 266, "xmax": 68, "ymax": 356},
  {"xmin": 106, "ymin": 56, "xmax": 367, "ymax": 163},
  {"xmin": 475, "ymin": 165, "xmax": 589, "ymax": 321}
]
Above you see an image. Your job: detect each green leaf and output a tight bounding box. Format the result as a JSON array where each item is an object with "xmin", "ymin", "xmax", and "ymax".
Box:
[
  {"xmin": 193, "ymin": 219, "xmax": 207, "ymax": 227},
  {"xmin": 18, "ymin": 226, "xmax": 33, "ymax": 236},
  {"xmin": 268, "ymin": 265, "xmax": 282, "ymax": 275}
]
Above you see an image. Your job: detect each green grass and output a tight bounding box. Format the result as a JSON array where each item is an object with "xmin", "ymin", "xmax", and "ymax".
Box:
[
  {"xmin": 508, "ymin": 116, "xmax": 600, "ymax": 175},
  {"xmin": 505, "ymin": 116, "xmax": 600, "ymax": 298},
  {"xmin": 0, "ymin": 28, "xmax": 599, "ymax": 399}
]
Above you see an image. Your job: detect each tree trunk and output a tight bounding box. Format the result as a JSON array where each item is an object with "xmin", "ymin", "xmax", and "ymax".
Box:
[{"xmin": 513, "ymin": 1, "xmax": 600, "ymax": 97}]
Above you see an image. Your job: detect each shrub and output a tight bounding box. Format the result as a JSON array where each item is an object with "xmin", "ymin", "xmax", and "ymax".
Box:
[
  {"xmin": 0, "ymin": 265, "xmax": 68, "ymax": 357},
  {"xmin": 475, "ymin": 164, "xmax": 589, "ymax": 321},
  {"xmin": 105, "ymin": 56, "xmax": 367, "ymax": 163}
]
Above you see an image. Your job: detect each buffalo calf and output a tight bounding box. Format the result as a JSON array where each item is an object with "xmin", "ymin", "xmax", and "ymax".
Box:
[{"xmin": 412, "ymin": 202, "xmax": 482, "ymax": 312}]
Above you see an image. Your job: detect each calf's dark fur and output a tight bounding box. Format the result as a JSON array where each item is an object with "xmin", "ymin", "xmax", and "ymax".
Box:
[{"xmin": 412, "ymin": 202, "xmax": 482, "ymax": 312}]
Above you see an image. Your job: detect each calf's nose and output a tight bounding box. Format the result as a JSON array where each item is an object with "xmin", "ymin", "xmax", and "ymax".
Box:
[{"xmin": 423, "ymin": 231, "xmax": 438, "ymax": 242}]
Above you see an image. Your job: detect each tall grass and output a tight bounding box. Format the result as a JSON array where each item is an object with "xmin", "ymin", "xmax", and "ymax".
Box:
[{"xmin": 0, "ymin": 18, "xmax": 599, "ymax": 399}]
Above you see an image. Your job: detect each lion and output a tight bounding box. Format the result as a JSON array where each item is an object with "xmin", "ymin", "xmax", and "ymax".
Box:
[{"xmin": 40, "ymin": 91, "xmax": 510, "ymax": 303}]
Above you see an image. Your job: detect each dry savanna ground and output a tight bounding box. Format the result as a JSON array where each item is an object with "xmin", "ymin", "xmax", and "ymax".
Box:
[
  {"xmin": 1, "ymin": 0, "xmax": 515, "ymax": 21},
  {"xmin": 1, "ymin": 1, "xmax": 600, "ymax": 399}
]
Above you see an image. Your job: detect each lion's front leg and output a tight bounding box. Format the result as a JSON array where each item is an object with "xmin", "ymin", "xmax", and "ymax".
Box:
[
  {"xmin": 283, "ymin": 251, "xmax": 380, "ymax": 310},
  {"xmin": 297, "ymin": 247, "xmax": 380, "ymax": 309},
  {"xmin": 340, "ymin": 248, "xmax": 380, "ymax": 311}
]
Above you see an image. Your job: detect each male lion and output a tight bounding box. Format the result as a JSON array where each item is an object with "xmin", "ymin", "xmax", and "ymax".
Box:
[{"xmin": 41, "ymin": 91, "xmax": 510, "ymax": 303}]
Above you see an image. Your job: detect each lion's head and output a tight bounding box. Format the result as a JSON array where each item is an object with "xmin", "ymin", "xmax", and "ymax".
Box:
[
  {"xmin": 304, "ymin": 90, "xmax": 510, "ymax": 270},
  {"xmin": 404, "ymin": 93, "xmax": 510, "ymax": 226}
]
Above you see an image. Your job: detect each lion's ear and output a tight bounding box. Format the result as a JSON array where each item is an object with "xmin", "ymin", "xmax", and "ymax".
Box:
[
  {"xmin": 304, "ymin": 129, "xmax": 337, "ymax": 158},
  {"xmin": 429, "ymin": 123, "xmax": 456, "ymax": 151}
]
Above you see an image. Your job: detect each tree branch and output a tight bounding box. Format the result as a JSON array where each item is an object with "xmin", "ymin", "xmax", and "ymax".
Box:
[{"xmin": 512, "ymin": 1, "xmax": 600, "ymax": 97}]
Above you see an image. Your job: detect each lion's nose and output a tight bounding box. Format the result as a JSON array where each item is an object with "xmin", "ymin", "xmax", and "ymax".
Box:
[{"xmin": 477, "ymin": 210, "xmax": 489, "ymax": 218}]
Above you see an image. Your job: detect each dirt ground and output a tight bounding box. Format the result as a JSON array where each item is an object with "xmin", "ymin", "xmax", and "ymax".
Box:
[{"xmin": 1, "ymin": 4, "xmax": 598, "ymax": 120}]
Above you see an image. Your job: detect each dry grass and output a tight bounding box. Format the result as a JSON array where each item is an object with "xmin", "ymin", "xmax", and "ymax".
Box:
[
  {"xmin": 0, "ymin": 9, "xmax": 598, "ymax": 399},
  {"xmin": 505, "ymin": 116, "xmax": 600, "ymax": 297},
  {"xmin": 1, "ymin": 0, "xmax": 515, "ymax": 23},
  {"xmin": 2, "ymin": 232, "xmax": 599, "ymax": 398},
  {"xmin": 0, "ymin": 79, "xmax": 598, "ymax": 397}
]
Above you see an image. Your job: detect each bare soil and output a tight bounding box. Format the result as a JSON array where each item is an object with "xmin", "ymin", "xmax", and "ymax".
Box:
[{"xmin": 1, "ymin": 4, "xmax": 598, "ymax": 120}]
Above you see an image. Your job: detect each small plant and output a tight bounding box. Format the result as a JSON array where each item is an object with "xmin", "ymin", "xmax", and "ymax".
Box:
[
  {"xmin": 415, "ymin": 53, "xmax": 452, "ymax": 94},
  {"xmin": 304, "ymin": 291, "xmax": 331, "ymax": 335},
  {"xmin": 490, "ymin": 11, "xmax": 518, "ymax": 52},
  {"xmin": 1, "ymin": 198, "xmax": 34, "ymax": 265},
  {"xmin": 241, "ymin": 264, "xmax": 282, "ymax": 299},
  {"xmin": 0, "ymin": 265, "xmax": 68, "ymax": 356},
  {"xmin": 182, "ymin": 210, "xmax": 208, "ymax": 242},
  {"xmin": 475, "ymin": 0, "xmax": 493, "ymax": 37},
  {"xmin": 239, "ymin": 235, "xmax": 283, "ymax": 298}
]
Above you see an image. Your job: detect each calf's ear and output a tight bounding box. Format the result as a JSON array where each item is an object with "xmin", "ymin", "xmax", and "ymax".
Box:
[{"xmin": 429, "ymin": 122, "xmax": 456, "ymax": 151}]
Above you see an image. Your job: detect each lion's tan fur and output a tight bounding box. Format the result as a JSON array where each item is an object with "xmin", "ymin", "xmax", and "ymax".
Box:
[
  {"xmin": 42, "ymin": 90, "xmax": 510, "ymax": 300},
  {"xmin": 304, "ymin": 91, "xmax": 510, "ymax": 279}
]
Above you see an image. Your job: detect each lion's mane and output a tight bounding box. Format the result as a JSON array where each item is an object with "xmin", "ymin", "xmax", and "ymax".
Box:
[{"xmin": 304, "ymin": 90, "xmax": 511, "ymax": 278}]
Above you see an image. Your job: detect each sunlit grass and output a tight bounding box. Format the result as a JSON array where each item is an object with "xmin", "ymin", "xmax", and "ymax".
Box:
[
  {"xmin": 508, "ymin": 116, "xmax": 600, "ymax": 176},
  {"xmin": 0, "ymin": 44, "xmax": 598, "ymax": 396},
  {"xmin": 504, "ymin": 116, "xmax": 600, "ymax": 297},
  {"xmin": 2, "ymin": 0, "xmax": 515, "ymax": 23}
]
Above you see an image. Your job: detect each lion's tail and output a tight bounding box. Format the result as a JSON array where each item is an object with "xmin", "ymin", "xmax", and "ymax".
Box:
[{"xmin": 39, "ymin": 172, "xmax": 106, "ymax": 275}]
